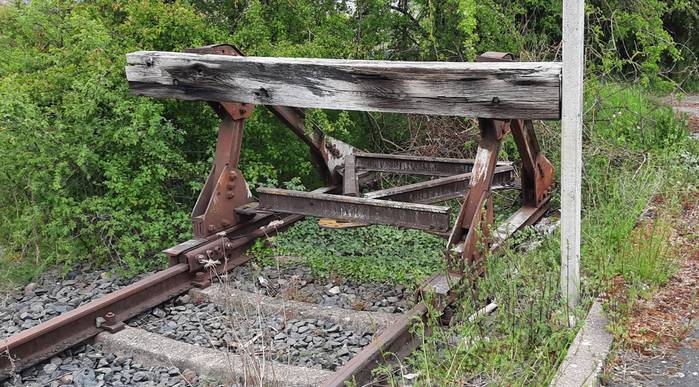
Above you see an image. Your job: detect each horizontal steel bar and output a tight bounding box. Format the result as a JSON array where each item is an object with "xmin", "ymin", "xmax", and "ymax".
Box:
[
  {"xmin": 354, "ymin": 152, "xmax": 511, "ymax": 177},
  {"xmin": 257, "ymin": 188, "xmax": 452, "ymax": 232},
  {"xmin": 364, "ymin": 165, "xmax": 515, "ymax": 203}
]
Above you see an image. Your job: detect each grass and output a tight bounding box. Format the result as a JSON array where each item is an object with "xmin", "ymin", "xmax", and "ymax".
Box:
[
  {"xmin": 253, "ymin": 82, "xmax": 698, "ymax": 386},
  {"xmin": 1, "ymin": 80, "xmax": 695, "ymax": 383},
  {"xmin": 251, "ymin": 219, "xmax": 446, "ymax": 286}
]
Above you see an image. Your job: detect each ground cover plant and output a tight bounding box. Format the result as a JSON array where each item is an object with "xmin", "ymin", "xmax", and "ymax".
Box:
[{"xmin": 251, "ymin": 83, "xmax": 698, "ymax": 385}]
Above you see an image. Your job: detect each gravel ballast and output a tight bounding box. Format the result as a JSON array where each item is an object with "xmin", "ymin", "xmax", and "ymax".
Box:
[
  {"xmin": 226, "ymin": 263, "xmax": 410, "ymax": 313},
  {"xmin": 128, "ymin": 295, "xmax": 373, "ymax": 371},
  {"xmin": 1, "ymin": 267, "xmax": 150, "ymax": 340},
  {"xmin": 1, "ymin": 343, "xmax": 197, "ymax": 387}
]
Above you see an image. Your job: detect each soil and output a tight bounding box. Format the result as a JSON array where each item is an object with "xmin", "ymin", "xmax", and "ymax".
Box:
[
  {"xmin": 664, "ymin": 94, "xmax": 699, "ymax": 138},
  {"xmin": 605, "ymin": 193, "xmax": 699, "ymax": 386}
]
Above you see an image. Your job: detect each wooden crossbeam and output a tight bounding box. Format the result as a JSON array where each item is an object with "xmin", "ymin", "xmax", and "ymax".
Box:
[{"xmin": 126, "ymin": 52, "xmax": 562, "ymax": 119}]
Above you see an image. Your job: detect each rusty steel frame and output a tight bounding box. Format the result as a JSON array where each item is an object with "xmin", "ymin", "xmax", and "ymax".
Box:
[
  {"xmin": 0, "ymin": 46, "xmax": 556, "ymax": 383},
  {"xmin": 353, "ymin": 152, "xmax": 511, "ymax": 177},
  {"xmin": 364, "ymin": 165, "xmax": 515, "ymax": 204},
  {"xmin": 257, "ymin": 188, "xmax": 453, "ymax": 232}
]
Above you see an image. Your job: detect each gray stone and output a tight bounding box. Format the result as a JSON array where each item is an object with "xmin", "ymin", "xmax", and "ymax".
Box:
[
  {"xmin": 337, "ymin": 345, "xmax": 350, "ymax": 356},
  {"xmin": 327, "ymin": 286, "xmax": 341, "ymax": 295}
]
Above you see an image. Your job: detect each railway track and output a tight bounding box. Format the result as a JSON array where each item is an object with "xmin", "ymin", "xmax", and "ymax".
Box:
[
  {"xmin": 2, "ymin": 45, "xmax": 560, "ymax": 385},
  {"xmin": 1, "ymin": 250, "xmax": 434, "ymax": 386}
]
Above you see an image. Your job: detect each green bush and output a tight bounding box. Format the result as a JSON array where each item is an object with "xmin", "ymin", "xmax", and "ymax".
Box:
[
  {"xmin": 0, "ymin": 0, "xmax": 695, "ymax": 283},
  {"xmin": 0, "ymin": 0, "xmax": 225, "ymax": 275}
]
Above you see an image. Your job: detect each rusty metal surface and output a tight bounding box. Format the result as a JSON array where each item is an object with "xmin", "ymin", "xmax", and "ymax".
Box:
[
  {"xmin": 447, "ymin": 119, "xmax": 509, "ymax": 270},
  {"xmin": 0, "ymin": 264, "xmax": 194, "ymax": 379},
  {"xmin": 355, "ymin": 152, "xmax": 497, "ymax": 177},
  {"xmin": 321, "ymin": 303, "xmax": 429, "ymax": 387},
  {"xmin": 0, "ymin": 204, "xmax": 312, "ymax": 380},
  {"xmin": 511, "ymin": 119, "xmax": 555, "ymax": 206},
  {"xmin": 257, "ymin": 188, "xmax": 452, "ymax": 232},
  {"xmin": 476, "ymin": 51, "xmax": 515, "ymax": 62},
  {"xmin": 186, "ymin": 45, "xmax": 257, "ymax": 239},
  {"xmin": 364, "ymin": 165, "xmax": 515, "ymax": 204}
]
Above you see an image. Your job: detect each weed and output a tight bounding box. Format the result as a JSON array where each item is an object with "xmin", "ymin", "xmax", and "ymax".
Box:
[{"xmin": 253, "ymin": 219, "xmax": 446, "ymax": 287}]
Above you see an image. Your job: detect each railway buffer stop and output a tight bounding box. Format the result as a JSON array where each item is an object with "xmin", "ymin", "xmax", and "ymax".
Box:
[{"xmin": 1, "ymin": 1, "xmax": 586, "ymax": 379}]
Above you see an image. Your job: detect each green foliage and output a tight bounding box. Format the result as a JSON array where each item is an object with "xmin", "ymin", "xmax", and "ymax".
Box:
[
  {"xmin": 386, "ymin": 236, "xmax": 579, "ymax": 386},
  {"xmin": 256, "ymin": 219, "xmax": 445, "ymax": 286},
  {"xmin": 0, "ymin": 0, "xmax": 696, "ymax": 283},
  {"xmin": 0, "ymin": 0, "xmax": 224, "ymax": 272},
  {"xmin": 585, "ymin": 82, "xmax": 688, "ymax": 151}
]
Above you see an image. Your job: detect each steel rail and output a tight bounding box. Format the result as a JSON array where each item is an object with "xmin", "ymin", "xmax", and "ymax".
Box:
[
  {"xmin": 0, "ymin": 211, "xmax": 308, "ymax": 381},
  {"xmin": 323, "ymin": 196, "xmax": 551, "ymax": 386}
]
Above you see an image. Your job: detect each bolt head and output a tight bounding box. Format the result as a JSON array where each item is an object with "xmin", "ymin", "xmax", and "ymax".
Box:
[{"xmin": 207, "ymin": 224, "xmax": 216, "ymax": 232}]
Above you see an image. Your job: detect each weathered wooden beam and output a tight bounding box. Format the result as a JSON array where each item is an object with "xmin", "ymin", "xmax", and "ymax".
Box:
[
  {"xmin": 126, "ymin": 51, "xmax": 562, "ymax": 119},
  {"xmin": 256, "ymin": 188, "xmax": 452, "ymax": 232}
]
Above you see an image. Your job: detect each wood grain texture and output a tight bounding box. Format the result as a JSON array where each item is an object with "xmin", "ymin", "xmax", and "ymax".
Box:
[{"xmin": 126, "ymin": 51, "xmax": 562, "ymax": 119}]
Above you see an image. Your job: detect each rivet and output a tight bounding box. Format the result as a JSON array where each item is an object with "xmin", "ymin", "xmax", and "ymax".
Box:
[
  {"xmin": 207, "ymin": 224, "xmax": 216, "ymax": 232},
  {"xmin": 492, "ymin": 97, "xmax": 500, "ymax": 104},
  {"xmin": 226, "ymin": 192, "xmax": 235, "ymax": 199}
]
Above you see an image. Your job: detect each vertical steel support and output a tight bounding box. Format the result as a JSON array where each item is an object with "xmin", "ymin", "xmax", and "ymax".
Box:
[
  {"xmin": 191, "ymin": 103, "xmax": 254, "ymax": 238},
  {"xmin": 447, "ymin": 119, "xmax": 508, "ymax": 272},
  {"xmin": 511, "ymin": 119, "xmax": 555, "ymax": 207}
]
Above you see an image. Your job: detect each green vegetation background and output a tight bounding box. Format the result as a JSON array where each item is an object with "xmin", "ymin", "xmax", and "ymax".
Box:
[{"xmin": 0, "ymin": 0, "xmax": 697, "ymax": 280}]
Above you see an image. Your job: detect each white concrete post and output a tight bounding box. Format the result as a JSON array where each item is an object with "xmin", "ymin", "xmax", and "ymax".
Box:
[{"xmin": 561, "ymin": 0, "xmax": 584, "ymax": 310}]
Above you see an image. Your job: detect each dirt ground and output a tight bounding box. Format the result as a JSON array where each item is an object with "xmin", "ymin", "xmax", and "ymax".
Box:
[
  {"xmin": 664, "ymin": 95, "xmax": 699, "ymax": 138},
  {"xmin": 604, "ymin": 97, "xmax": 699, "ymax": 386}
]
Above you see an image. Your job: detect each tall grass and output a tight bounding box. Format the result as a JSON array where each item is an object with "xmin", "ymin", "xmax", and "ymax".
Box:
[{"xmin": 368, "ymin": 83, "xmax": 695, "ymax": 385}]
